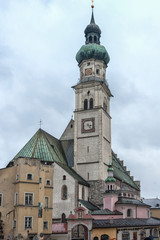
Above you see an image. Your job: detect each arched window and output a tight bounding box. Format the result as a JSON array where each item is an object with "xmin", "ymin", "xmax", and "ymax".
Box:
[
  {"xmin": 82, "ymin": 186, "xmax": 85, "ymax": 200},
  {"xmin": 89, "ymin": 36, "xmax": 92, "ymax": 43},
  {"xmin": 101, "ymin": 234, "xmax": 109, "ymax": 240},
  {"xmin": 103, "ymin": 98, "xmax": 107, "ymax": 112},
  {"xmin": 84, "ymin": 99, "xmax": 88, "ymax": 110},
  {"xmin": 94, "ymin": 36, "xmax": 97, "ymax": 43},
  {"xmin": 90, "ymin": 98, "xmax": 93, "ymax": 109},
  {"xmin": 122, "ymin": 232, "xmax": 130, "ymax": 240},
  {"xmin": 61, "ymin": 213, "xmax": 66, "ymax": 223},
  {"xmin": 127, "ymin": 209, "xmax": 132, "ymax": 217},
  {"xmin": 61, "ymin": 185, "xmax": 67, "ymax": 200},
  {"xmin": 110, "ymin": 185, "xmax": 112, "ymax": 190},
  {"xmin": 94, "ymin": 237, "xmax": 99, "ymax": 240}
]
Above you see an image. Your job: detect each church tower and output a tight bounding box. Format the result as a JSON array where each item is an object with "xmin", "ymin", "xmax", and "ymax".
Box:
[{"xmin": 73, "ymin": 6, "xmax": 112, "ymax": 205}]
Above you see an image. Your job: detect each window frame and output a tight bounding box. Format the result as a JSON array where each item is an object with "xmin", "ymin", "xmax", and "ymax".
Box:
[
  {"xmin": 24, "ymin": 192, "xmax": 34, "ymax": 206},
  {"xmin": 24, "ymin": 216, "xmax": 33, "ymax": 229},
  {"xmin": 26, "ymin": 173, "xmax": 33, "ymax": 180},
  {"xmin": 43, "ymin": 221, "xmax": 49, "ymax": 230},
  {"xmin": 14, "ymin": 192, "xmax": 18, "ymax": 206},
  {"xmin": 44, "ymin": 196, "xmax": 49, "ymax": 208}
]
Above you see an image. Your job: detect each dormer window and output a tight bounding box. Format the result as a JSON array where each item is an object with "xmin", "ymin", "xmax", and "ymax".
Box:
[
  {"xmin": 87, "ymin": 62, "xmax": 90, "ymax": 66},
  {"xmin": 27, "ymin": 173, "xmax": 33, "ymax": 180}
]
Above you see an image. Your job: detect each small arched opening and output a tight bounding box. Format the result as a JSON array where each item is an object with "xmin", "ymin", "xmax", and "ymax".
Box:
[
  {"xmin": 89, "ymin": 98, "xmax": 93, "ymax": 109},
  {"xmin": 84, "ymin": 99, "xmax": 88, "ymax": 110},
  {"xmin": 61, "ymin": 185, "xmax": 67, "ymax": 200},
  {"xmin": 101, "ymin": 234, "xmax": 109, "ymax": 240}
]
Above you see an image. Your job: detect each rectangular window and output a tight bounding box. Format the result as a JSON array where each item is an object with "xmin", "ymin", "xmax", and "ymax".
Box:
[
  {"xmin": 24, "ymin": 217, "xmax": 32, "ymax": 229},
  {"xmin": 43, "ymin": 221, "xmax": 48, "ymax": 229},
  {"xmin": 39, "ymin": 177, "xmax": 42, "ymax": 183},
  {"xmin": 0, "ymin": 194, "xmax": 2, "ymax": 206},
  {"xmin": 27, "ymin": 173, "xmax": 33, "ymax": 180},
  {"xmin": 16, "ymin": 174, "xmax": 19, "ymax": 180},
  {"xmin": 44, "ymin": 197, "xmax": 49, "ymax": 208},
  {"xmin": 14, "ymin": 193, "xmax": 18, "ymax": 205},
  {"xmin": 25, "ymin": 193, "xmax": 33, "ymax": 205}
]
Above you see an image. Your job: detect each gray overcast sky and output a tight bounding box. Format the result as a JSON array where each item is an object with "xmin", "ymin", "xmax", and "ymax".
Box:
[{"xmin": 0, "ymin": 0, "xmax": 160, "ymax": 198}]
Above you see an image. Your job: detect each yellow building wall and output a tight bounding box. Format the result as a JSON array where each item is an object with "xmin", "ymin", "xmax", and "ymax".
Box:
[
  {"xmin": 151, "ymin": 209, "xmax": 160, "ymax": 218},
  {"xmin": 92, "ymin": 228, "xmax": 117, "ymax": 240}
]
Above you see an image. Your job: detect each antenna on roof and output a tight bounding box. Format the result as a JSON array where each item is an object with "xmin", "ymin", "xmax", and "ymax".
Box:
[{"xmin": 39, "ymin": 119, "xmax": 43, "ymax": 129}]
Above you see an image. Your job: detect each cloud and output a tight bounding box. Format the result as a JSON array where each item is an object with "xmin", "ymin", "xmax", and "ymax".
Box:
[{"xmin": 0, "ymin": 0, "xmax": 160, "ymax": 198}]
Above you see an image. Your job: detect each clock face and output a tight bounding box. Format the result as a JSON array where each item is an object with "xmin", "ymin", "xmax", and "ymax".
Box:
[
  {"xmin": 81, "ymin": 118, "xmax": 95, "ymax": 133},
  {"xmin": 85, "ymin": 68, "xmax": 92, "ymax": 76}
]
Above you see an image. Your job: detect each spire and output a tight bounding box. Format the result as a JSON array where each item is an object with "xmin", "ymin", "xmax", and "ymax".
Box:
[{"xmin": 90, "ymin": 8, "xmax": 95, "ymax": 24}]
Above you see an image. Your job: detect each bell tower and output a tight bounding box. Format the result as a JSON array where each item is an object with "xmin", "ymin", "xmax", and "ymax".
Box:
[{"xmin": 73, "ymin": 5, "xmax": 112, "ymax": 205}]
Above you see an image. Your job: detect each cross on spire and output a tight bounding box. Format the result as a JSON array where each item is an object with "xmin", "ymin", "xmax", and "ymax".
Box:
[{"xmin": 39, "ymin": 119, "xmax": 43, "ymax": 129}]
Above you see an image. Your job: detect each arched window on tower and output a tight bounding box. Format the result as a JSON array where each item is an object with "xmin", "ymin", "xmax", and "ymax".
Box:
[
  {"xmin": 103, "ymin": 97, "xmax": 107, "ymax": 112},
  {"xmin": 89, "ymin": 36, "xmax": 92, "ymax": 43},
  {"xmin": 84, "ymin": 99, "xmax": 88, "ymax": 110},
  {"xmin": 94, "ymin": 36, "xmax": 97, "ymax": 43},
  {"xmin": 90, "ymin": 98, "xmax": 93, "ymax": 109},
  {"xmin": 61, "ymin": 185, "xmax": 67, "ymax": 200}
]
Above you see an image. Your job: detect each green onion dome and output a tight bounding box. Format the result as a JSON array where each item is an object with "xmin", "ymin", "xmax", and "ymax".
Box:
[
  {"xmin": 105, "ymin": 177, "xmax": 116, "ymax": 183},
  {"xmin": 76, "ymin": 43, "xmax": 110, "ymax": 66}
]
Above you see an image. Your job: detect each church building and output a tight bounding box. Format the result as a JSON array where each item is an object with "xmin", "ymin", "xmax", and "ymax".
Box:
[{"xmin": 0, "ymin": 4, "xmax": 160, "ymax": 240}]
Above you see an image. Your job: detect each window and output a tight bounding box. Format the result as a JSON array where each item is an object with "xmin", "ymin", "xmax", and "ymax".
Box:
[
  {"xmin": 140, "ymin": 230, "xmax": 146, "ymax": 240},
  {"xmin": 89, "ymin": 36, "xmax": 92, "ymax": 43},
  {"xmin": 127, "ymin": 209, "xmax": 132, "ymax": 217},
  {"xmin": 87, "ymin": 62, "xmax": 90, "ymax": 66},
  {"xmin": 89, "ymin": 98, "xmax": 93, "ymax": 109},
  {"xmin": 16, "ymin": 174, "xmax": 19, "ymax": 180},
  {"xmin": 24, "ymin": 217, "xmax": 32, "ymax": 229},
  {"xmin": 84, "ymin": 99, "xmax": 88, "ymax": 110},
  {"xmin": 103, "ymin": 98, "xmax": 107, "ymax": 112},
  {"xmin": 27, "ymin": 173, "xmax": 33, "ymax": 180},
  {"xmin": 0, "ymin": 194, "xmax": 2, "ymax": 206},
  {"xmin": 94, "ymin": 36, "xmax": 97, "ymax": 43},
  {"xmin": 46, "ymin": 180, "xmax": 51, "ymax": 186},
  {"xmin": 101, "ymin": 235, "xmax": 109, "ymax": 240},
  {"xmin": 61, "ymin": 213, "xmax": 66, "ymax": 223},
  {"xmin": 43, "ymin": 221, "xmax": 48, "ymax": 230},
  {"xmin": 87, "ymin": 146, "xmax": 89, "ymax": 153},
  {"xmin": 25, "ymin": 193, "xmax": 33, "ymax": 206},
  {"xmin": 122, "ymin": 232, "xmax": 130, "ymax": 240},
  {"xmin": 14, "ymin": 193, "xmax": 18, "ymax": 205},
  {"xmin": 39, "ymin": 177, "xmax": 42, "ymax": 183},
  {"xmin": 96, "ymin": 69, "xmax": 100, "ymax": 75},
  {"xmin": 82, "ymin": 186, "xmax": 85, "ymax": 200},
  {"xmin": 61, "ymin": 185, "xmax": 67, "ymax": 200},
  {"xmin": 63, "ymin": 175, "xmax": 66, "ymax": 180},
  {"xmin": 44, "ymin": 197, "xmax": 49, "ymax": 208},
  {"xmin": 94, "ymin": 237, "xmax": 99, "ymax": 240},
  {"xmin": 13, "ymin": 220, "xmax": 16, "ymax": 229}
]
